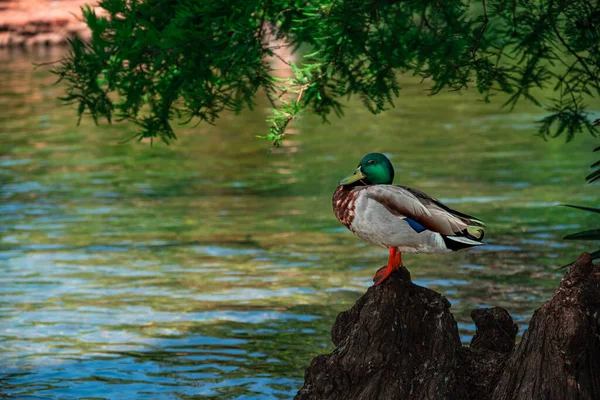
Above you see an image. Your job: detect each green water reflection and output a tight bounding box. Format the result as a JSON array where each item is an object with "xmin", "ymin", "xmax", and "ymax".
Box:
[{"xmin": 1, "ymin": 48, "xmax": 598, "ymax": 399}]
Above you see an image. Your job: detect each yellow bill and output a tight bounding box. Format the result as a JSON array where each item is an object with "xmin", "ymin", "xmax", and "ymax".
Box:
[{"xmin": 339, "ymin": 167, "xmax": 366, "ymax": 185}]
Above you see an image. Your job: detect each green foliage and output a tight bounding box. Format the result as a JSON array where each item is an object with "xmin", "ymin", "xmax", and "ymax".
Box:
[
  {"xmin": 54, "ymin": 1, "xmax": 275, "ymax": 143},
  {"xmin": 561, "ymin": 204, "xmax": 600, "ymax": 265},
  {"xmin": 54, "ymin": 0, "xmax": 600, "ymax": 155},
  {"xmin": 585, "ymin": 139, "xmax": 600, "ymax": 183}
]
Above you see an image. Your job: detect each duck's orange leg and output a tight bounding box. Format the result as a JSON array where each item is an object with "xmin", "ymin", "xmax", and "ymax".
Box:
[{"xmin": 373, "ymin": 247, "xmax": 403, "ymax": 286}]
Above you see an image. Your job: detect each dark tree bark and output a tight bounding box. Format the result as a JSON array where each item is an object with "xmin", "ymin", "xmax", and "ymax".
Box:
[{"xmin": 295, "ymin": 253, "xmax": 600, "ymax": 400}]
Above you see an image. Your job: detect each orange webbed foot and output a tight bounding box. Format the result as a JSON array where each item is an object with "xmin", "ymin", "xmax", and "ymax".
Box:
[
  {"xmin": 373, "ymin": 247, "xmax": 403, "ymax": 286},
  {"xmin": 373, "ymin": 265, "xmax": 395, "ymax": 286}
]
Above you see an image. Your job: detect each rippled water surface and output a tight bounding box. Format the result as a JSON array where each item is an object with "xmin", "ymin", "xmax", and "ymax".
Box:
[{"xmin": 1, "ymin": 48, "xmax": 599, "ymax": 399}]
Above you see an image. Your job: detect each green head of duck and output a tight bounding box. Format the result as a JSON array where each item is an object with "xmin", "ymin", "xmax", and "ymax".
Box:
[{"xmin": 339, "ymin": 153, "xmax": 395, "ymax": 186}]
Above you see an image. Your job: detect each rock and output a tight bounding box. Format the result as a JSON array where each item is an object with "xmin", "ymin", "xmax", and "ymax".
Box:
[
  {"xmin": 296, "ymin": 253, "xmax": 600, "ymax": 400},
  {"xmin": 491, "ymin": 253, "xmax": 600, "ymax": 400},
  {"xmin": 300, "ymin": 267, "xmax": 460, "ymax": 400},
  {"xmin": 470, "ymin": 307, "xmax": 518, "ymax": 353}
]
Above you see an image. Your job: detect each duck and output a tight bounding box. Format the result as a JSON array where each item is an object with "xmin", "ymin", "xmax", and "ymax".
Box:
[{"xmin": 333, "ymin": 153, "xmax": 485, "ymax": 286}]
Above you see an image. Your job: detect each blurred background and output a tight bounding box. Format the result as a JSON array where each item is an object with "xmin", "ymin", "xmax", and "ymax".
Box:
[{"xmin": 1, "ymin": 1, "xmax": 599, "ymax": 399}]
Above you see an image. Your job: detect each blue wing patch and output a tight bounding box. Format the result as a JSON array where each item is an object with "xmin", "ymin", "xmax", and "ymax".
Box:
[{"xmin": 404, "ymin": 218, "xmax": 427, "ymax": 233}]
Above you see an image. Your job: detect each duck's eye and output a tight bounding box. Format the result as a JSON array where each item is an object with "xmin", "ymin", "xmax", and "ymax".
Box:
[{"xmin": 367, "ymin": 160, "xmax": 376, "ymax": 165}]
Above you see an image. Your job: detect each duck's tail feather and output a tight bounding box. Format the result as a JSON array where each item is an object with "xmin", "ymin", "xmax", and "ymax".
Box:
[{"xmin": 442, "ymin": 227, "xmax": 485, "ymax": 251}]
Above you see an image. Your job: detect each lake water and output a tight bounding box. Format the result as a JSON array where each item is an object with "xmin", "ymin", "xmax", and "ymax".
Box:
[{"xmin": 1, "ymin": 48, "xmax": 598, "ymax": 399}]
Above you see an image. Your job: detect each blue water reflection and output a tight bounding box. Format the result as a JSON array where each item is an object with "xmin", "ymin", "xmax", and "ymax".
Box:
[{"xmin": 1, "ymin": 48, "xmax": 598, "ymax": 398}]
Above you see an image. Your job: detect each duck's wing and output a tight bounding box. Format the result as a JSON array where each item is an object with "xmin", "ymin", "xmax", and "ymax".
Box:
[
  {"xmin": 398, "ymin": 185, "xmax": 485, "ymax": 227},
  {"xmin": 365, "ymin": 185, "xmax": 485, "ymax": 237}
]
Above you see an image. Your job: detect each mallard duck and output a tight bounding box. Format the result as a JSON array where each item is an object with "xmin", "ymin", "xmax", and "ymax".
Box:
[{"xmin": 333, "ymin": 153, "xmax": 485, "ymax": 286}]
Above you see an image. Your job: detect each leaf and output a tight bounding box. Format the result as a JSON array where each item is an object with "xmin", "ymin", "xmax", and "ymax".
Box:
[
  {"xmin": 586, "ymin": 169, "xmax": 600, "ymax": 183},
  {"xmin": 561, "ymin": 204, "xmax": 600, "ymax": 214},
  {"xmin": 563, "ymin": 229, "xmax": 600, "ymax": 240}
]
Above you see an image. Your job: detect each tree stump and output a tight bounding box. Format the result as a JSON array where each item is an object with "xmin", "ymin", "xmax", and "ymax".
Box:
[{"xmin": 295, "ymin": 253, "xmax": 600, "ymax": 400}]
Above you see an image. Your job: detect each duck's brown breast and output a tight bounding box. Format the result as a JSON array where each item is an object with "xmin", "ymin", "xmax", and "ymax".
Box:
[{"xmin": 332, "ymin": 186, "xmax": 361, "ymax": 230}]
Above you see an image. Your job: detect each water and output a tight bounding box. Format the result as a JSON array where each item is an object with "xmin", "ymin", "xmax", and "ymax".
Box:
[{"xmin": 1, "ymin": 47, "xmax": 598, "ymax": 399}]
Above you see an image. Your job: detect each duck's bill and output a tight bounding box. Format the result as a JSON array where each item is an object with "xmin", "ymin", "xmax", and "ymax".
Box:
[{"xmin": 339, "ymin": 167, "xmax": 365, "ymax": 185}]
